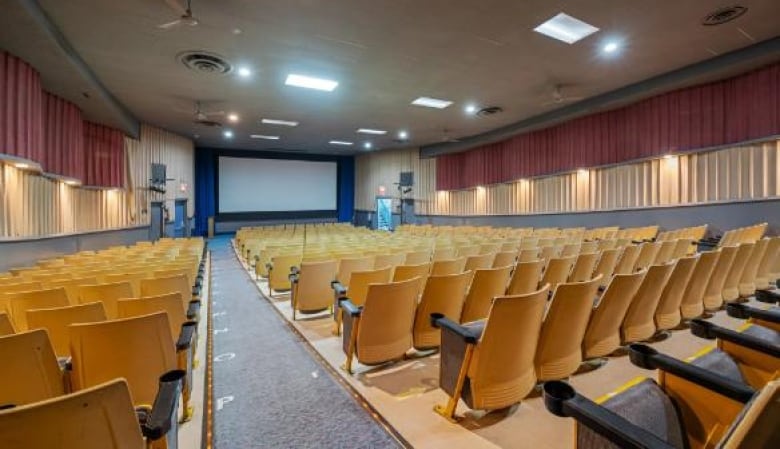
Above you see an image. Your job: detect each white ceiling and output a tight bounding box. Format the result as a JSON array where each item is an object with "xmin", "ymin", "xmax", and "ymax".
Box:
[{"xmin": 3, "ymin": 0, "xmax": 780, "ymax": 154}]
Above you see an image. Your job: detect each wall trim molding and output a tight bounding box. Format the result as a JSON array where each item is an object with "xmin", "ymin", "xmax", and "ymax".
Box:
[{"xmin": 0, "ymin": 224, "xmax": 148, "ymax": 243}]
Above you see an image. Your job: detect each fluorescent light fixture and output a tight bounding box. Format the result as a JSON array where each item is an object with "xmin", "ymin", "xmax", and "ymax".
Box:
[
  {"xmin": 329, "ymin": 140, "xmax": 353, "ymax": 146},
  {"xmin": 465, "ymin": 104, "xmax": 477, "ymax": 114},
  {"xmin": 398, "ymin": 130, "xmax": 408, "ymax": 139},
  {"xmin": 227, "ymin": 113, "xmax": 239, "ymax": 122},
  {"xmin": 534, "ymin": 13, "xmax": 599, "ymax": 44},
  {"xmin": 250, "ymin": 134, "xmax": 280, "ymax": 140},
  {"xmin": 363, "ymin": 142, "xmax": 372, "ymax": 149},
  {"xmin": 285, "ymin": 74, "xmax": 338, "ymax": 91},
  {"xmin": 603, "ymin": 42, "xmax": 619, "ymax": 53},
  {"xmin": 411, "ymin": 97, "xmax": 453, "ymax": 109},
  {"xmin": 223, "ymin": 130, "xmax": 233, "ymax": 138},
  {"xmin": 262, "ymin": 118, "xmax": 299, "ymax": 127},
  {"xmin": 14, "ymin": 162, "xmax": 29, "ymax": 169},
  {"xmin": 237, "ymin": 66, "xmax": 252, "ymax": 77},
  {"xmin": 357, "ymin": 128, "xmax": 387, "ymax": 135}
]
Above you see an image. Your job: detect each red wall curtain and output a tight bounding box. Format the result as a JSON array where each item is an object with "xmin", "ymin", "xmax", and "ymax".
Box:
[
  {"xmin": 0, "ymin": 52, "xmax": 44, "ymax": 163},
  {"xmin": 437, "ymin": 62, "xmax": 780, "ymax": 190},
  {"xmin": 42, "ymin": 93, "xmax": 85, "ymax": 180},
  {"xmin": 83, "ymin": 121, "xmax": 124, "ymax": 187}
]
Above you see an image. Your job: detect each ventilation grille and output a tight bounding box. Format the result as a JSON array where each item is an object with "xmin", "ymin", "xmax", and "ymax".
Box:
[
  {"xmin": 179, "ymin": 51, "xmax": 232, "ymax": 74},
  {"xmin": 702, "ymin": 6, "xmax": 747, "ymax": 26},
  {"xmin": 477, "ymin": 106, "xmax": 503, "ymax": 117}
]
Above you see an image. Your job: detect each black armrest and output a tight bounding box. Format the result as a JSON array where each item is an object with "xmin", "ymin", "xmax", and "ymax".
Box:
[
  {"xmin": 265, "ymin": 262, "xmax": 273, "ymax": 271},
  {"xmin": 339, "ymin": 299, "xmax": 362, "ymax": 317},
  {"xmin": 755, "ymin": 289, "xmax": 780, "ymax": 304},
  {"xmin": 543, "ymin": 381, "xmax": 674, "ymax": 449},
  {"xmin": 628, "ymin": 344, "xmax": 755, "ymax": 403},
  {"xmin": 690, "ymin": 319, "xmax": 780, "ymax": 358},
  {"xmin": 726, "ymin": 303, "xmax": 780, "ymax": 322},
  {"xmin": 141, "ymin": 369, "xmax": 185, "ymax": 441},
  {"xmin": 176, "ymin": 321, "xmax": 198, "ymax": 352},
  {"xmin": 186, "ymin": 300, "xmax": 201, "ymax": 320},
  {"xmin": 332, "ymin": 281, "xmax": 347, "ymax": 296},
  {"xmin": 289, "ymin": 273, "xmax": 299, "ymax": 284},
  {"xmin": 696, "ymin": 237, "xmax": 720, "ymax": 249},
  {"xmin": 290, "ymin": 266, "xmax": 300, "ymax": 276},
  {"xmin": 0, "ymin": 404, "xmax": 15, "ymax": 411},
  {"xmin": 430, "ymin": 313, "xmax": 480, "ymax": 344}
]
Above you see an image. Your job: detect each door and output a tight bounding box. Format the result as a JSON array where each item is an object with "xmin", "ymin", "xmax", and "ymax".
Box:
[
  {"xmin": 174, "ymin": 199, "xmax": 188, "ymax": 237},
  {"xmin": 375, "ymin": 196, "xmax": 393, "ymax": 231},
  {"xmin": 149, "ymin": 201, "xmax": 164, "ymax": 241}
]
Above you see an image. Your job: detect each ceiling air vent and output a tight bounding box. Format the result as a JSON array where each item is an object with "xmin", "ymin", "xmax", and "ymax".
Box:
[
  {"xmin": 179, "ymin": 51, "xmax": 233, "ymax": 74},
  {"xmin": 194, "ymin": 119, "xmax": 222, "ymax": 127},
  {"xmin": 477, "ymin": 106, "xmax": 503, "ymax": 117},
  {"xmin": 702, "ymin": 6, "xmax": 748, "ymax": 26}
]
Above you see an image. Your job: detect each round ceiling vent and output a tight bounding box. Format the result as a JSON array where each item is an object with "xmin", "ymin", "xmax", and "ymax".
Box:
[
  {"xmin": 702, "ymin": 6, "xmax": 748, "ymax": 26},
  {"xmin": 477, "ymin": 106, "xmax": 503, "ymax": 117},
  {"xmin": 178, "ymin": 51, "xmax": 232, "ymax": 74}
]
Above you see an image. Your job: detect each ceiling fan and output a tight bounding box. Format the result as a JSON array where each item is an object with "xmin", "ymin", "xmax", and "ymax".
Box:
[
  {"xmin": 175, "ymin": 101, "xmax": 224, "ymax": 127},
  {"xmin": 541, "ymin": 84, "xmax": 584, "ymax": 106},
  {"xmin": 158, "ymin": 0, "xmax": 200, "ymax": 29}
]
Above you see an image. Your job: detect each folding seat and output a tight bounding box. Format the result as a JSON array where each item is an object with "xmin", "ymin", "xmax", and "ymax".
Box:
[
  {"xmin": 392, "ymin": 262, "xmax": 431, "ymax": 283},
  {"xmin": 0, "ymin": 329, "xmax": 64, "ymax": 406},
  {"xmin": 754, "ymin": 236, "xmax": 780, "ymax": 289},
  {"xmin": 540, "ymin": 256, "xmax": 576, "ymax": 291},
  {"xmin": 460, "ymin": 266, "xmax": 514, "ymax": 323},
  {"xmin": 69, "ymin": 312, "xmax": 180, "ymax": 417},
  {"xmin": 266, "ymin": 253, "xmax": 302, "ymax": 293},
  {"xmin": 518, "ymin": 248, "xmax": 539, "ymax": 262},
  {"xmin": 104, "ymin": 272, "xmax": 151, "ymax": 297},
  {"xmin": 5, "ymin": 287, "xmax": 70, "ymax": 331},
  {"xmin": 560, "ymin": 243, "xmax": 581, "ymax": 257},
  {"xmin": 373, "ymin": 253, "xmax": 405, "ymax": 269},
  {"xmin": 0, "ymin": 312, "xmax": 14, "ymax": 336},
  {"xmin": 77, "ymin": 281, "xmax": 135, "ymax": 319},
  {"xmin": 478, "ymin": 243, "xmax": 501, "ymax": 255},
  {"xmin": 140, "ymin": 274, "xmax": 197, "ymax": 319},
  {"xmin": 737, "ymin": 238, "xmax": 768, "ymax": 297},
  {"xmin": 464, "ymin": 253, "xmax": 496, "ymax": 272},
  {"xmin": 721, "ymin": 243, "xmax": 756, "ymax": 303},
  {"xmin": 654, "ymin": 255, "xmax": 699, "ymax": 331},
  {"xmin": 404, "ymin": 250, "xmax": 430, "ymax": 265},
  {"xmin": 26, "ymin": 302, "xmax": 107, "ymax": 358},
  {"xmin": 543, "ymin": 345, "xmax": 774, "ymax": 449},
  {"xmin": 499, "ymin": 241, "xmax": 519, "ymax": 252},
  {"xmin": 702, "ymin": 246, "xmax": 739, "ymax": 310},
  {"xmin": 0, "ymin": 281, "xmax": 43, "ymax": 294},
  {"xmin": 534, "ymin": 276, "xmax": 602, "ymax": 381},
  {"xmin": 492, "ymin": 250, "xmax": 517, "ymax": 268},
  {"xmin": 335, "ymin": 256, "xmax": 375, "ymax": 286},
  {"xmin": 340, "ymin": 277, "xmax": 420, "ymax": 374},
  {"xmin": 432, "ymin": 247, "xmax": 457, "ymax": 261},
  {"xmin": 289, "ymin": 260, "xmax": 338, "ymax": 320},
  {"xmin": 506, "ymin": 259, "xmax": 544, "ymax": 295},
  {"xmin": 596, "ymin": 239, "xmax": 617, "ymax": 251},
  {"xmin": 679, "ymin": 250, "xmax": 720, "ymax": 320},
  {"xmin": 431, "ymin": 285, "xmax": 549, "ymax": 421},
  {"xmin": 633, "ymin": 242, "xmax": 661, "ymax": 271},
  {"xmin": 412, "ymin": 272, "xmax": 472, "ymax": 350},
  {"xmin": 612, "ymin": 244, "xmax": 641, "ymax": 275},
  {"xmin": 568, "ymin": 252, "xmax": 599, "ymax": 283},
  {"xmin": 591, "ymin": 248, "xmax": 621, "ymax": 288},
  {"xmin": 430, "ymin": 257, "xmax": 467, "ymax": 276},
  {"xmin": 332, "ymin": 266, "xmax": 393, "ymax": 334},
  {"xmin": 456, "ymin": 245, "xmax": 480, "ymax": 258},
  {"xmin": 671, "ymin": 238, "xmax": 695, "ymax": 259},
  {"xmin": 582, "ymin": 271, "xmax": 646, "ymax": 359},
  {"xmin": 621, "ymin": 262, "xmax": 676, "ymax": 343},
  {"xmin": 538, "ymin": 245, "xmax": 561, "ymax": 265},
  {"xmin": 580, "ymin": 241, "xmax": 598, "ymax": 254}
]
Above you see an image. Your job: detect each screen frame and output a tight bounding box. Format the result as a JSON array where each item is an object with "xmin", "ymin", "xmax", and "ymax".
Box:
[{"xmin": 213, "ymin": 150, "xmax": 343, "ymax": 222}]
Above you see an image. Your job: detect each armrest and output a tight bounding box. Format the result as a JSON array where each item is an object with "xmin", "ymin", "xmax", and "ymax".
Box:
[
  {"xmin": 331, "ymin": 281, "xmax": 347, "ymax": 296},
  {"xmin": 176, "ymin": 321, "xmax": 198, "ymax": 352},
  {"xmin": 543, "ymin": 381, "xmax": 674, "ymax": 449},
  {"xmin": 339, "ymin": 299, "xmax": 362, "ymax": 317},
  {"xmin": 290, "ymin": 266, "xmax": 300, "ymax": 276},
  {"xmin": 628, "ymin": 344, "xmax": 755, "ymax": 403},
  {"xmin": 265, "ymin": 262, "xmax": 273, "ymax": 271},
  {"xmin": 430, "ymin": 313, "xmax": 480, "ymax": 344},
  {"xmin": 696, "ymin": 238, "xmax": 720, "ymax": 249},
  {"xmin": 0, "ymin": 404, "xmax": 14, "ymax": 411},
  {"xmin": 141, "ymin": 369, "xmax": 185, "ymax": 441},
  {"xmin": 726, "ymin": 303, "xmax": 780, "ymax": 322},
  {"xmin": 186, "ymin": 300, "xmax": 201, "ymax": 320},
  {"xmin": 690, "ymin": 319, "xmax": 780, "ymax": 358},
  {"xmin": 289, "ymin": 273, "xmax": 299, "ymax": 284},
  {"xmin": 754, "ymin": 289, "xmax": 780, "ymax": 304}
]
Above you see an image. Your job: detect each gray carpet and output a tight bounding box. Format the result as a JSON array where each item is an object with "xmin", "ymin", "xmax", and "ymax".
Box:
[{"xmin": 210, "ymin": 236, "xmax": 402, "ymax": 449}]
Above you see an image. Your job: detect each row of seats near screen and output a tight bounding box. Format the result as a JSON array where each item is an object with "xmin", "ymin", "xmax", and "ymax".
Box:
[{"xmin": 0, "ymin": 237, "xmax": 207, "ymax": 448}]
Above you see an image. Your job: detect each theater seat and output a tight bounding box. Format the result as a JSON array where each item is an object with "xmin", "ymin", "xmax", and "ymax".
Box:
[
  {"xmin": 722, "ymin": 243, "xmax": 756, "ymax": 303},
  {"xmin": 5, "ymin": 287, "xmax": 71, "ymax": 331},
  {"xmin": 373, "ymin": 253, "xmax": 405, "ymax": 269},
  {"xmin": 703, "ymin": 246, "xmax": 739, "ymax": 310},
  {"xmin": 540, "ymin": 256, "xmax": 576, "ymax": 291},
  {"xmin": 392, "ymin": 262, "xmax": 431, "ymax": 284},
  {"xmin": 78, "ymin": 281, "xmax": 135, "ymax": 319},
  {"xmin": 679, "ymin": 250, "xmax": 720, "ymax": 320},
  {"xmin": 0, "ymin": 376, "xmax": 184, "ymax": 449},
  {"xmin": 460, "ymin": 266, "xmax": 513, "ymax": 323},
  {"xmin": 621, "ymin": 262, "xmax": 676, "ymax": 344},
  {"xmin": 592, "ymin": 248, "xmax": 621, "ymax": 287},
  {"xmin": 0, "ymin": 312, "xmax": 14, "ymax": 336},
  {"xmin": 582, "ymin": 271, "xmax": 646, "ymax": 359},
  {"xmin": 430, "ymin": 257, "xmax": 467, "ymax": 276},
  {"xmin": 266, "ymin": 254, "xmax": 302, "ymax": 293},
  {"xmin": 340, "ymin": 277, "xmax": 420, "ymax": 374},
  {"xmin": 289, "ymin": 260, "xmax": 338, "ymax": 320},
  {"xmin": 0, "ymin": 329, "xmax": 64, "ymax": 407},
  {"xmin": 412, "ymin": 272, "xmax": 471, "ymax": 350},
  {"xmin": 654, "ymin": 255, "xmax": 699, "ymax": 331},
  {"xmin": 568, "ymin": 252, "xmax": 599, "ymax": 282},
  {"xmin": 535, "ymin": 276, "xmax": 602, "ymax": 381},
  {"xmin": 492, "ymin": 250, "xmax": 517, "ymax": 268},
  {"xmin": 0, "ymin": 281, "xmax": 43, "ymax": 294},
  {"xmin": 464, "ymin": 253, "xmax": 496, "ymax": 272},
  {"xmin": 755, "ymin": 237, "xmax": 780, "ymax": 290},
  {"xmin": 404, "ymin": 250, "xmax": 430, "ymax": 265},
  {"xmin": 432, "ymin": 285, "xmax": 549, "ymax": 421},
  {"xmin": 613, "ymin": 245, "xmax": 641, "ymax": 275},
  {"xmin": 506, "ymin": 260, "xmax": 544, "ymax": 295},
  {"xmin": 26, "ymin": 302, "xmax": 107, "ymax": 358},
  {"xmin": 738, "ymin": 238, "xmax": 769, "ymax": 297},
  {"xmin": 335, "ymin": 256, "xmax": 374, "ymax": 286},
  {"xmin": 140, "ymin": 274, "xmax": 193, "ymax": 306},
  {"xmin": 331, "ymin": 266, "xmax": 393, "ymax": 335}
]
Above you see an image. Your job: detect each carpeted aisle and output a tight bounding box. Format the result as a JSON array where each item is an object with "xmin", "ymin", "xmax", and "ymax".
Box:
[{"xmin": 210, "ymin": 236, "xmax": 401, "ymax": 448}]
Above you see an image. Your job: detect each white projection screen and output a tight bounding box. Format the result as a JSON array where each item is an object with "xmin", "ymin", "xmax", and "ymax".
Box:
[{"xmin": 218, "ymin": 157, "xmax": 338, "ymax": 213}]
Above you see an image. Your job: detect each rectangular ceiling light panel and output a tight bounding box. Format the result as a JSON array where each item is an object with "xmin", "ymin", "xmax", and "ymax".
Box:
[
  {"xmin": 285, "ymin": 74, "xmax": 339, "ymax": 91},
  {"xmin": 411, "ymin": 97, "xmax": 453, "ymax": 109},
  {"xmin": 534, "ymin": 13, "xmax": 599, "ymax": 44},
  {"xmin": 329, "ymin": 140, "xmax": 354, "ymax": 146},
  {"xmin": 357, "ymin": 128, "xmax": 387, "ymax": 135},
  {"xmin": 262, "ymin": 119, "xmax": 299, "ymax": 127},
  {"xmin": 250, "ymin": 135, "xmax": 280, "ymax": 140}
]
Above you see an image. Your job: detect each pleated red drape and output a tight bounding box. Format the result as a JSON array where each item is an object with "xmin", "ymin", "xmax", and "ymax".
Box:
[
  {"xmin": 437, "ymin": 62, "xmax": 780, "ymax": 190},
  {"xmin": 42, "ymin": 93, "xmax": 85, "ymax": 180},
  {"xmin": 0, "ymin": 52, "xmax": 44, "ymax": 163},
  {"xmin": 83, "ymin": 121, "xmax": 124, "ymax": 188}
]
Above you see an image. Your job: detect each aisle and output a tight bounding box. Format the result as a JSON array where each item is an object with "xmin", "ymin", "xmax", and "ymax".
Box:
[{"xmin": 210, "ymin": 236, "xmax": 401, "ymax": 448}]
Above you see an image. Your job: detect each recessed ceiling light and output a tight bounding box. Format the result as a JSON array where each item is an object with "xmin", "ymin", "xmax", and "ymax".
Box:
[
  {"xmin": 227, "ymin": 113, "xmax": 239, "ymax": 122},
  {"xmin": 411, "ymin": 97, "xmax": 453, "ymax": 109},
  {"xmin": 465, "ymin": 104, "xmax": 477, "ymax": 114},
  {"xmin": 233, "ymin": 28, "xmax": 242, "ymax": 35},
  {"xmin": 223, "ymin": 130, "xmax": 233, "ymax": 138},
  {"xmin": 357, "ymin": 128, "xmax": 387, "ymax": 135},
  {"xmin": 250, "ymin": 134, "xmax": 280, "ymax": 140},
  {"xmin": 237, "ymin": 66, "xmax": 252, "ymax": 78},
  {"xmin": 285, "ymin": 74, "xmax": 338, "ymax": 91},
  {"xmin": 363, "ymin": 142, "xmax": 372, "ymax": 149},
  {"xmin": 262, "ymin": 118, "xmax": 299, "ymax": 127},
  {"xmin": 398, "ymin": 130, "xmax": 409, "ymax": 139},
  {"xmin": 329, "ymin": 140, "xmax": 353, "ymax": 146},
  {"xmin": 534, "ymin": 13, "xmax": 599, "ymax": 44},
  {"xmin": 603, "ymin": 42, "xmax": 619, "ymax": 53}
]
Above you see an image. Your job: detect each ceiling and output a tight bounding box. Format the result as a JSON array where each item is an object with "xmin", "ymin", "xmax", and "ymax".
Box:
[{"xmin": 3, "ymin": 0, "xmax": 780, "ymax": 155}]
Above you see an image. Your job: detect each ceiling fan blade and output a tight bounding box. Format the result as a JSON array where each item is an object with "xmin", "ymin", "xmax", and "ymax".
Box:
[
  {"xmin": 163, "ymin": 0, "xmax": 188, "ymax": 15},
  {"xmin": 158, "ymin": 19, "xmax": 182, "ymax": 29}
]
